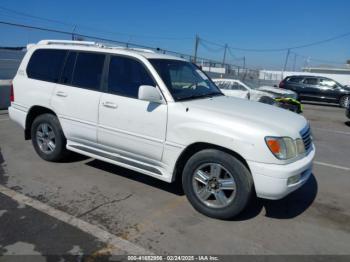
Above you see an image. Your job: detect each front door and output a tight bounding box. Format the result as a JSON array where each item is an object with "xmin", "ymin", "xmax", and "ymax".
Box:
[{"xmin": 98, "ymin": 55, "xmax": 167, "ymax": 162}]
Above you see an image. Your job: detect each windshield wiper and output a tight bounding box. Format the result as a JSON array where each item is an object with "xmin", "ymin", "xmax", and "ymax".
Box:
[{"xmin": 176, "ymin": 92, "xmax": 223, "ymax": 101}]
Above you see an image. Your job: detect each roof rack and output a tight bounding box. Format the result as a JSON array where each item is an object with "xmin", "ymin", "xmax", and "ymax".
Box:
[
  {"xmin": 36, "ymin": 40, "xmax": 155, "ymax": 53},
  {"xmin": 37, "ymin": 40, "xmax": 101, "ymax": 47}
]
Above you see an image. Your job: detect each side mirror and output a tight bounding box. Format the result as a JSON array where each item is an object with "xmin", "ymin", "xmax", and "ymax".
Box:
[{"xmin": 138, "ymin": 85, "xmax": 163, "ymax": 103}]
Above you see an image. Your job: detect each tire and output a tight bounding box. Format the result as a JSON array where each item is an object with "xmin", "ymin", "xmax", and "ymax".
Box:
[
  {"xmin": 182, "ymin": 149, "xmax": 253, "ymax": 219},
  {"xmin": 31, "ymin": 113, "xmax": 69, "ymax": 162},
  {"xmin": 339, "ymin": 95, "xmax": 350, "ymax": 108}
]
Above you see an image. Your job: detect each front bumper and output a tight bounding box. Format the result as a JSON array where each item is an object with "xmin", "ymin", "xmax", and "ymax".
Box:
[{"xmin": 247, "ymin": 145, "xmax": 315, "ymax": 200}]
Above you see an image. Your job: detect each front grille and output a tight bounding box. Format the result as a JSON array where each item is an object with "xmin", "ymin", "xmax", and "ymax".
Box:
[{"xmin": 300, "ymin": 124, "xmax": 312, "ymax": 153}]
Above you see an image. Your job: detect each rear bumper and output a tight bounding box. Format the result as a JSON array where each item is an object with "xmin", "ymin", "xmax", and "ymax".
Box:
[
  {"xmin": 8, "ymin": 104, "xmax": 27, "ymax": 129},
  {"xmin": 248, "ymin": 146, "xmax": 315, "ymax": 200}
]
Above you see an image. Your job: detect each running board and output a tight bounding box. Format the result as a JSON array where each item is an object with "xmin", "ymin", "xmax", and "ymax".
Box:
[{"xmin": 69, "ymin": 144, "xmax": 162, "ymax": 176}]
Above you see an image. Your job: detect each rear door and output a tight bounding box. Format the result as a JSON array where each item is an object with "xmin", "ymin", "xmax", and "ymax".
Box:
[
  {"xmin": 285, "ymin": 76, "xmax": 304, "ymax": 93},
  {"xmin": 22, "ymin": 49, "xmax": 67, "ymax": 108},
  {"xmin": 51, "ymin": 51, "xmax": 106, "ymax": 145}
]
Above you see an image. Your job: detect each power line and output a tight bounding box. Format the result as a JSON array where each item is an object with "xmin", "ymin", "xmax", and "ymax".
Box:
[
  {"xmin": 0, "ymin": 6, "xmax": 192, "ymax": 41},
  {"xmin": 199, "ymin": 32, "xmax": 350, "ymax": 52},
  {"xmin": 199, "ymin": 40, "xmax": 225, "ymax": 53},
  {"xmin": 0, "ymin": 20, "xmax": 237, "ymax": 67},
  {"xmin": 290, "ymin": 51, "xmax": 346, "ymax": 65}
]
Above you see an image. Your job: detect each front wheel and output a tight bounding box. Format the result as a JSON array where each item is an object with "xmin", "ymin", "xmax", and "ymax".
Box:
[
  {"xmin": 339, "ymin": 95, "xmax": 350, "ymax": 108},
  {"xmin": 182, "ymin": 149, "xmax": 253, "ymax": 219}
]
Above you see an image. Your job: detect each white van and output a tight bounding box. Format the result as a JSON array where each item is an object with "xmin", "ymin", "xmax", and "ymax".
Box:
[{"xmin": 9, "ymin": 40, "xmax": 315, "ymax": 219}]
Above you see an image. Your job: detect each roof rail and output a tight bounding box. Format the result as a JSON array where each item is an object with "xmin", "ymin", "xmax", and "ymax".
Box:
[
  {"xmin": 37, "ymin": 40, "xmax": 101, "ymax": 47},
  {"xmin": 101, "ymin": 44, "xmax": 155, "ymax": 53},
  {"xmin": 36, "ymin": 39, "xmax": 155, "ymax": 53}
]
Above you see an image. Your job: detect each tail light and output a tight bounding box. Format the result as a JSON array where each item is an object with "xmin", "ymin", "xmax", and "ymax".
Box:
[
  {"xmin": 279, "ymin": 81, "xmax": 285, "ymax": 88},
  {"xmin": 10, "ymin": 82, "xmax": 14, "ymax": 102}
]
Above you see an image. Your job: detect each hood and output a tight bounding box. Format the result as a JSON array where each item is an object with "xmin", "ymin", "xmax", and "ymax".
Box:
[
  {"xmin": 257, "ymin": 86, "xmax": 297, "ymax": 98},
  {"xmin": 182, "ymin": 96, "xmax": 307, "ymax": 138}
]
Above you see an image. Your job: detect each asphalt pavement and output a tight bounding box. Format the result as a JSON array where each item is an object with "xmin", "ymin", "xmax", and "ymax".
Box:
[{"xmin": 0, "ymin": 103, "xmax": 349, "ymax": 257}]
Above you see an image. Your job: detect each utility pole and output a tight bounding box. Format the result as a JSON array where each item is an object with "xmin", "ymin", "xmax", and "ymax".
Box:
[
  {"xmin": 292, "ymin": 53, "xmax": 297, "ymax": 71},
  {"xmin": 193, "ymin": 34, "xmax": 199, "ymax": 64},
  {"xmin": 243, "ymin": 56, "xmax": 246, "ymax": 69},
  {"xmin": 222, "ymin": 44, "xmax": 228, "ymax": 66},
  {"xmin": 71, "ymin": 25, "xmax": 77, "ymax": 41},
  {"xmin": 282, "ymin": 48, "xmax": 291, "ymax": 79}
]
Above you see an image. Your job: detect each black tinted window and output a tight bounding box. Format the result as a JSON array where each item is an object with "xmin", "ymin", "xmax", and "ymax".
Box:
[
  {"xmin": 108, "ymin": 56, "xmax": 155, "ymax": 98},
  {"xmin": 27, "ymin": 49, "xmax": 67, "ymax": 82},
  {"xmin": 72, "ymin": 52, "xmax": 105, "ymax": 90},
  {"xmin": 60, "ymin": 51, "xmax": 77, "ymax": 85},
  {"xmin": 304, "ymin": 78, "xmax": 318, "ymax": 85},
  {"xmin": 288, "ymin": 77, "xmax": 303, "ymax": 83}
]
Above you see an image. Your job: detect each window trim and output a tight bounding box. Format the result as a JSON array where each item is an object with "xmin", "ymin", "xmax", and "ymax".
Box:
[{"xmin": 102, "ymin": 54, "xmax": 166, "ymax": 103}]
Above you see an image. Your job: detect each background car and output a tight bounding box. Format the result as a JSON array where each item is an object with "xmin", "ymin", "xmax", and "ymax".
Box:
[
  {"xmin": 213, "ymin": 78, "xmax": 302, "ymax": 113},
  {"xmin": 279, "ymin": 75, "xmax": 350, "ymax": 108},
  {"xmin": 213, "ymin": 79, "xmax": 297, "ymax": 101}
]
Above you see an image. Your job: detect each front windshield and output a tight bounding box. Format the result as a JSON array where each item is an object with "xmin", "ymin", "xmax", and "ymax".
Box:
[{"xmin": 149, "ymin": 59, "xmax": 223, "ymax": 101}]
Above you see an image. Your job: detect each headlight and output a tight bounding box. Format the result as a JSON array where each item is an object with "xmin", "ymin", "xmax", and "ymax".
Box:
[
  {"xmin": 265, "ymin": 137, "xmax": 297, "ymax": 160},
  {"xmin": 295, "ymin": 138, "xmax": 305, "ymax": 154}
]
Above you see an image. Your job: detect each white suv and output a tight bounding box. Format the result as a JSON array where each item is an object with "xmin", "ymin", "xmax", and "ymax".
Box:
[{"xmin": 9, "ymin": 40, "xmax": 315, "ymax": 219}]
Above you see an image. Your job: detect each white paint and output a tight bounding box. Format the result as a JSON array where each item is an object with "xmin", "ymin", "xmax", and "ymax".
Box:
[
  {"xmin": 259, "ymin": 70, "xmax": 350, "ymax": 86},
  {"xmin": 314, "ymin": 161, "xmax": 350, "ymax": 171},
  {"xmin": 0, "ymin": 185, "xmax": 153, "ymax": 255}
]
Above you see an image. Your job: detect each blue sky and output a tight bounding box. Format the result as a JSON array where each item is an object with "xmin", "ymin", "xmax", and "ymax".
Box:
[{"xmin": 0, "ymin": 0, "xmax": 349, "ymax": 70}]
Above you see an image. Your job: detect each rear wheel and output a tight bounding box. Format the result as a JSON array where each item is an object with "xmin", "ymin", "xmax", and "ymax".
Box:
[
  {"xmin": 339, "ymin": 95, "xmax": 350, "ymax": 108},
  {"xmin": 182, "ymin": 149, "xmax": 253, "ymax": 219},
  {"xmin": 31, "ymin": 114, "xmax": 69, "ymax": 162}
]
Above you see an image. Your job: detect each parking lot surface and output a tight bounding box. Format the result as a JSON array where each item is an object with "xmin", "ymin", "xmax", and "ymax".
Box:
[{"xmin": 0, "ymin": 103, "xmax": 350, "ymax": 256}]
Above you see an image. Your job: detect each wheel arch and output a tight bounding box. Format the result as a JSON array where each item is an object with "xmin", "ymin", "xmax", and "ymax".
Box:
[
  {"xmin": 25, "ymin": 106, "xmax": 57, "ymax": 140},
  {"xmin": 172, "ymin": 142, "xmax": 251, "ymax": 183}
]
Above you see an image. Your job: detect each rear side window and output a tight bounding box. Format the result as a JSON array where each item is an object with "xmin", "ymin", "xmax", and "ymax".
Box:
[
  {"xmin": 108, "ymin": 56, "xmax": 155, "ymax": 98},
  {"xmin": 304, "ymin": 78, "xmax": 318, "ymax": 85},
  {"xmin": 288, "ymin": 77, "xmax": 303, "ymax": 83},
  {"xmin": 27, "ymin": 49, "xmax": 67, "ymax": 82},
  {"xmin": 72, "ymin": 52, "xmax": 105, "ymax": 90}
]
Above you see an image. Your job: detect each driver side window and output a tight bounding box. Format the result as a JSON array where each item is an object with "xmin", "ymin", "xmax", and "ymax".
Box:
[{"xmin": 108, "ymin": 56, "xmax": 155, "ymax": 99}]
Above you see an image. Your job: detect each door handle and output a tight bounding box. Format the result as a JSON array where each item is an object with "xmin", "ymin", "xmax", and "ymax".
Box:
[
  {"xmin": 102, "ymin": 101, "xmax": 118, "ymax": 109},
  {"xmin": 56, "ymin": 91, "xmax": 68, "ymax": 97}
]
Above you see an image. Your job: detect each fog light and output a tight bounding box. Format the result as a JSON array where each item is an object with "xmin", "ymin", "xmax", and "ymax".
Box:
[{"xmin": 287, "ymin": 174, "xmax": 301, "ymax": 185}]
